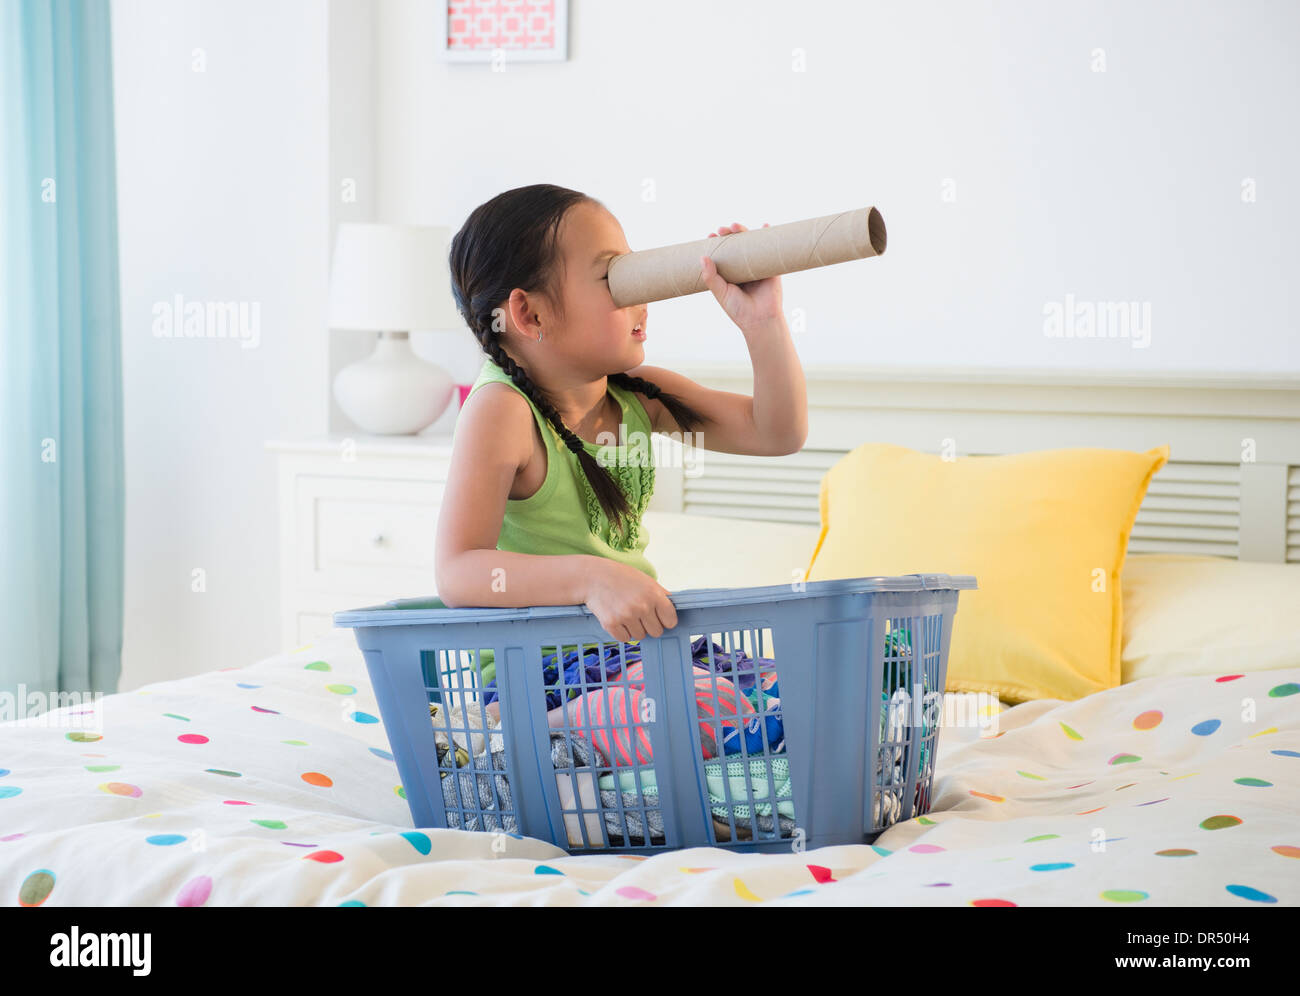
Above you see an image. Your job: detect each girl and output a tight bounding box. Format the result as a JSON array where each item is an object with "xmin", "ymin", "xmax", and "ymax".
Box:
[{"xmin": 435, "ymin": 183, "xmax": 808, "ymax": 644}]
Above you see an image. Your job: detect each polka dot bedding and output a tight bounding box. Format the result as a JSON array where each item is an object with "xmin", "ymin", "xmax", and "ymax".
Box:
[{"xmin": 0, "ymin": 629, "xmax": 1295, "ymax": 906}]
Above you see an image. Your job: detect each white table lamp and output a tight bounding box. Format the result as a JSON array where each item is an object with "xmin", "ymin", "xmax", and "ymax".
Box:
[{"xmin": 328, "ymin": 223, "xmax": 463, "ymax": 435}]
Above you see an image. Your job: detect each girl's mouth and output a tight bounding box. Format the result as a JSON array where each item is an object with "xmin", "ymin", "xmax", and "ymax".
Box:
[{"xmin": 632, "ymin": 325, "xmax": 645, "ymax": 340}]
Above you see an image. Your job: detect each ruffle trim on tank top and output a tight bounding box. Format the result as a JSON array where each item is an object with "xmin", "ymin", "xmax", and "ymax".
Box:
[{"xmin": 578, "ymin": 445, "xmax": 655, "ymax": 552}]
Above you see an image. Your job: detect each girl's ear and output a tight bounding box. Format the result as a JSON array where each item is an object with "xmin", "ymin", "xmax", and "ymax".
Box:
[{"xmin": 507, "ymin": 287, "xmax": 545, "ymax": 342}]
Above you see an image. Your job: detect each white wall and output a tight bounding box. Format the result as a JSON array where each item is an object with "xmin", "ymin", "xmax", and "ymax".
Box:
[
  {"xmin": 374, "ymin": 0, "xmax": 1300, "ymax": 376},
  {"xmin": 110, "ymin": 0, "xmax": 1297, "ymax": 689},
  {"xmin": 113, "ymin": 0, "xmax": 329, "ymax": 690}
]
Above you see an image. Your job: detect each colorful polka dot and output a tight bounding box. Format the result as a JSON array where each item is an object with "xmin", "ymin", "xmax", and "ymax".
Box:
[
  {"xmin": 204, "ymin": 768, "xmax": 240, "ymax": 777},
  {"xmin": 305, "ymin": 661, "xmax": 331, "ymax": 671},
  {"xmin": 282, "ymin": 740, "xmax": 308, "ymax": 747},
  {"xmin": 235, "ymin": 682, "xmax": 261, "ymax": 689},
  {"xmin": 1136, "ymin": 798, "xmax": 1169, "ymax": 806},
  {"xmin": 327, "ymin": 684, "xmax": 357, "ymax": 695},
  {"xmin": 731, "ymin": 880, "xmax": 759, "ymax": 902},
  {"xmin": 250, "ymin": 706, "xmax": 280, "ymax": 714},
  {"xmin": 1059, "ymin": 722, "xmax": 1083, "ymax": 740},
  {"xmin": 1156, "ymin": 848, "xmax": 1197, "ymax": 857},
  {"xmin": 176, "ymin": 875, "xmax": 212, "ymax": 907},
  {"xmin": 1101, "ymin": 889, "xmax": 1148, "ymax": 902},
  {"xmin": 99, "ymin": 782, "xmax": 141, "ymax": 797},
  {"xmin": 1199, "ymin": 814, "xmax": 1242, "ymax": 830},
  {"xmin": 1017, "ymin": 771, "xmax": 1046, "ymax": 780},
  {"xmin": 807, "ymin": 865, "xmax": 835, "ymax": 883},
  {"xmin": 305, "ymin": 850, "xmax": 343, "ymax": 863},
  {"xmin": 1108, "ymin": 753, "xmax": 1141, "ymax": 765},
  {"xmin": 65, "ymin": 732, "xmax": 101, "ymax": 742},
  {"xmin": 162, "ymin": 713, "xmax": 189, "ymax": 721},
  {"xmin": 301, "ymin": 771, "xmax": 333, "ymax": 787},
  {"xmin": 1025, "ymin": 834, "xmax": 1060, "ymax": 842},
  {"xmin": 177, "ymin": 734, "xmax": 208, "ymax": 745},
  {"xmin": 1132, "ymin": 710, "xmax": 1162, "ymax": 730},
  {"xmin": 1226, "ymin": 884, "xmax": 1276, "ymax": 903},
  {"xmin": 347, "ymin": 710, "xmax": 379, "ymax": 724},
  {"xmin": 909, "ymin": 844, "xmax": 945, "ymax": 853},
  {"xmin": 370, "ymin": 748, "xmax": 394, "ymax": 761},
  {"xmin": 1233, "ymin": 777, "xmax": 1272, "ymax": 787},
  {"xmin": 1270, "ymin": 845, "xmax": 1300, "ymax": 858},
  {"xmin": 0, "ymin": 786, "xmax": 22, "ymax": 800},
  {"xmin": 616, "ymin": 885, "xmax": 657, "ymax": 901},
  {"xmin": 401, "ymin": 831, "xmax": 432, "ymax": 855},
  {"xmin": 971, "ymin": 898, "xmax": 1016, "ymax": 907},
  {"xmin": 534, "ymin": 865, "xmax": 563, "ymax": 875},
  {"xmin": 222, "ymin": 800, "xmax": 252, "ymax": 806},
  {"xmin": 1214, "ymin": 674, "xmax": 1243, "ymax": 683},
  {"xmin": 1191, "ymin": 719, "xmax": 1220, "ymax": 736},
  {"xmin": 18, "ymin": 870, "xmax": 55, "ymax": 907},
  {"xmin": 395, "ymin": 785, "xmax": 406, "ymax": 799},
  {"xmin": 970, "ymin": 790, "xmax": 1005, "ymax": 802},
  {"xmin": 1272, "ymin": 749, "xmax": 1300, "ymax": 758},
  {"xmin": 1268, "ymin": 682, "xmax": 1298, "ymax": 698},
  {"xmin": 145, "ymin": 834, "xmax": 186, "ymax": 846},
  {"xmin": 251, "ymin": 820, "xmax": 287, "ymax": 830},
  {"xmin": 1030, "ymin": 862, "xmax": 1074, "ymax": 871},
  {"xmin": 84, "ymin": 764, "xmax": 119, "ymax": 773}
]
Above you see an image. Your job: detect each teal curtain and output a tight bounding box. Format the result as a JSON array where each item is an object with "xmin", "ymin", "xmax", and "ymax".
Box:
[{"xmin": 0, "ymin": 0, "xmax": 124, "ymax": 708}]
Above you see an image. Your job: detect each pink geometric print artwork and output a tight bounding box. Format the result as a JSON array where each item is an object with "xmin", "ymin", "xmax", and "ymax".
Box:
[{"xmin": 447, "ymin": 0, "xmax": 557, "ymax": 51}]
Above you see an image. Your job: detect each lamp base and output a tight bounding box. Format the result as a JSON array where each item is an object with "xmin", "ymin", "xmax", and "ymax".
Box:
[{"xmin": 334, "ymin": 331, "xmax": 454, "ymax": 435}]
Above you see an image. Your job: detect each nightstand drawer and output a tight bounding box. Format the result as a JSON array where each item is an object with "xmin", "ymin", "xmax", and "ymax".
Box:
[{"xmin": 296, "ymin": 475, "xmax": 444, "ymax": 594}]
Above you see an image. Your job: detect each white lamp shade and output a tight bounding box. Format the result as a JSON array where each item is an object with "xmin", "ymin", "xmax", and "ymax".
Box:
[{"xmin": 328, "ymin": 223, "xmax": 463, "ymax": 330}]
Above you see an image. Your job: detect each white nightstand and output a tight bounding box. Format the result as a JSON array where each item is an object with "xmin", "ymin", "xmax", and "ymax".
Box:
[{"xmin": 264, "ymin": 434, "xmax": 454, "ymax": 650}]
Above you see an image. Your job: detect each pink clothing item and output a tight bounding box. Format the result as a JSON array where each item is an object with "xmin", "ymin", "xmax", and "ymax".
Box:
[{"xmin": 545, "ymin": 662, "xmax": 755, "ymax": 766}]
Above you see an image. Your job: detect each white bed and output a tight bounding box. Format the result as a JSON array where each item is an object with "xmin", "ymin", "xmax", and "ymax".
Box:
[
  {"xmin": 1, "ymin": 594, "xmax": 1295, "ymax": 906},
  {"xmin": 2, "ymin": 366, "xmax": 1298, "ymax": 906}
]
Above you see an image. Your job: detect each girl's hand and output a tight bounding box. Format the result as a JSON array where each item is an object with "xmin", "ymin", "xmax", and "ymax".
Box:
[
  {"xmin": 583, "ymin": 559, "xmax": 678, "ymax": 643},
  {"xmin": 699, "ymin": 222, "xmax": 785, "ymax": 333}
]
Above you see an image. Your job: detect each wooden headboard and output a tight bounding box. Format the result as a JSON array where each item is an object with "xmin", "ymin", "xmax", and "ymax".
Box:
[{"xmin": 647, "ymin": 365, "xmax": 1300, "ymax": 563}]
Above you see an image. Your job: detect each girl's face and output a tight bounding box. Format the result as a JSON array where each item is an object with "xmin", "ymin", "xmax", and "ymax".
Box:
[{"xmin": 545, "ymin": 201, "xmax": 648, "ymax": 377}]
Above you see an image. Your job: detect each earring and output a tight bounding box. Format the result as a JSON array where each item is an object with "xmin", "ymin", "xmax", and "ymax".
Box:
[{"xmin": 537, "ymin": 331, "xmax": 543, "ymax": 342}]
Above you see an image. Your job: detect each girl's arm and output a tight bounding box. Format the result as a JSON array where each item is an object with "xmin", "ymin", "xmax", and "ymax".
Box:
[{"xmin": 434, "ymin": 383, "xmax": 596, "ymax": 609}]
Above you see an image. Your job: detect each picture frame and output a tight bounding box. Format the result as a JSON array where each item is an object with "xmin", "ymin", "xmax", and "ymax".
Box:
[{"xmin": 436, "ymin": 0, "xmax": 569, "ymax": 63}]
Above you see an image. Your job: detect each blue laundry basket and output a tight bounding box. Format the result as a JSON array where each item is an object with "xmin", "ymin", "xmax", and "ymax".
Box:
[{"xmin": 334, "ymin": 573, "xmax": 976, "ymax": 855}]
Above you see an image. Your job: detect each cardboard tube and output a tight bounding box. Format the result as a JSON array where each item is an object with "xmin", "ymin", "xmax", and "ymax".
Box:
[{"xmin": 607, "ymin": 206, "xmax": 886, "ymax": 308}]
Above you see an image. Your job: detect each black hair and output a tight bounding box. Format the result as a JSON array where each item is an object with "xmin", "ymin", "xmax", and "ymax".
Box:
[{"xmin": 448, "ymin": 183, "xmax": 709, "ymax": 540}]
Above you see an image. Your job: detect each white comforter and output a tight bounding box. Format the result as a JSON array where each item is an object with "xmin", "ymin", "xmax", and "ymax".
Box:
[{"xmin": 1, "ymin": 629, "xmax": 1295, "ymax": 906}]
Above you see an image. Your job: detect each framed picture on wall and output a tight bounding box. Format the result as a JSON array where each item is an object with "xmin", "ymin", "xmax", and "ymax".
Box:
[{"xmin": 436, "ymin": 0, "xmax": 569, "ymax": 63}]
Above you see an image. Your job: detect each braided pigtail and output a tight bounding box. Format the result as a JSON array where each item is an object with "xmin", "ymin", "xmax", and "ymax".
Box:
[
  {"xmin": 478, "ymin": 334, "xmax": 637, "ymax": 538},
  {"xmin": 608, "ymin": 372, "xmax": 710, "ymax": 435}
]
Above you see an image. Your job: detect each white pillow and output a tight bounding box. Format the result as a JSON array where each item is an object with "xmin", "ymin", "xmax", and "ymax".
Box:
[
  {"xmin": 642, "ymin": 510, "xmax": 822, "ymax": 592},
  {"xmin": 1121, "ymin": 553, "xmax": 1300, "ymax": 682}
]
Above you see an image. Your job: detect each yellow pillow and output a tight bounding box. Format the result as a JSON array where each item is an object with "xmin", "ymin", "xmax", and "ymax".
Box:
[{"xmin": 805, "ymin": 442, "xmax": 1170, "ymax": 703}]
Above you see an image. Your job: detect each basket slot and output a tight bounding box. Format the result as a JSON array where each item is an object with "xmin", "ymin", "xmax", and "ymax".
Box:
[
  {"xmin": 692, "ymin": 624, "xmax": 794, "ymax": 845},
  {"xmin": 535, "ymin": 637, "xmax": 666, "ymax": 849},
  {"xmin": 425, "ymin": 646, "xmax": 518, "ymax": 832}
]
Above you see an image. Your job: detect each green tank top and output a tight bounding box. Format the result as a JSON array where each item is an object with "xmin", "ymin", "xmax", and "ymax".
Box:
[{"xmin": 454, "ymin": 356, "xmax": 658, "ymax": 581}]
